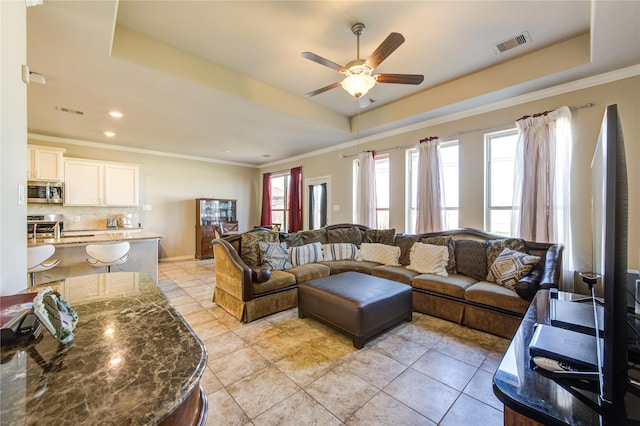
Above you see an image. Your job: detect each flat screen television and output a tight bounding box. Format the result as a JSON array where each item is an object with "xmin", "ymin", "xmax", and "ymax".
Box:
[{"xmin": 591, "ymin": 103, "xmax": 628, "ymax": 404}]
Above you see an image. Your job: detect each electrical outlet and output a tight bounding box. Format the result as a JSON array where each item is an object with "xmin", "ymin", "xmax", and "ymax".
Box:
[
  {"xmin": 332, "ymin": 204, "xmax": 340, "ymax": 211},
  {"xmin": 73, "ymin": 216, "xmax": 80, "ymax": 223},
  {"xmin": 143, "ymin": 204, "xmax": 152, "ymax": 211}
]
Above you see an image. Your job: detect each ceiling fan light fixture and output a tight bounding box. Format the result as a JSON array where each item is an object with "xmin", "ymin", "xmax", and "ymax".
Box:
[{"xmin": 341, "ymin": 73, "xmax": 376, "ymax": 98}]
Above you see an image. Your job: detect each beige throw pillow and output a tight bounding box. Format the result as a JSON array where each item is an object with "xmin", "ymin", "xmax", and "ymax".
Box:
[
  {"xmin": 487, "ymin": 248, "xmax": 540, "ymax": 290},
  {"xmin": 407, "ymin": 242, "xmax": 449, "ymax": 276},
  {"xmin": 358, "ymin": 243, "xmax": 401, "ymax": 266}
]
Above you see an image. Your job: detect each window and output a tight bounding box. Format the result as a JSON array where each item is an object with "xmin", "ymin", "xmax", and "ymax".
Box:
[
  {"xmin": 485, "ymin": 129, "xmax": 518, "ymax": 235},
  {"xmin": 375, "ymin": 155, "xmax": 389, "ymax": 229},
  {"xmin": 352, "ymin": 154, "xmax": 389, "ymax": 228},
  {"xmin": 405, "ymin": 142, "xmax": 459, "ymax": 234},
  {"xmin": 270, "ymin": 173, "xmax": 290, "ymax": 232},
  {"xmin": 440, "ymin": 143, "xmax": 459, "ymax": 230}
]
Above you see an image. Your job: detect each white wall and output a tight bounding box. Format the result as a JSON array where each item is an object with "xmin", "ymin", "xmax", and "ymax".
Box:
[{"xmin": 1, "ymin": 1, "xmax": 28, "ymax": 296}]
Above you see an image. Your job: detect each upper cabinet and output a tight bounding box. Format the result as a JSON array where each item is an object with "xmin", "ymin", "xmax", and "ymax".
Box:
[
  {"xmin": 27, "ymin": 145, "xmax": 66, "ymax": 181},
  {"xmin": 64, "ymin": 158, "xmax": 139, "ymax": 206}
]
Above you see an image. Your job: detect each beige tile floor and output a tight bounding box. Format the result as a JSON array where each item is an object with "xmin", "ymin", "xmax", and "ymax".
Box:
[{"xmin": 158, "ymin": 259, "xmax": 510, "ymax": 426}]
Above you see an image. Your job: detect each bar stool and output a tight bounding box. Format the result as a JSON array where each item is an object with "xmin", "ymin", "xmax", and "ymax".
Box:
[
  {"xmin": 27, "ymin": 245, "xmax": 60, "ymax": 288},
  {"xmin": 86, "ymin": 242, "xmax": 130, "ymax": 273}
]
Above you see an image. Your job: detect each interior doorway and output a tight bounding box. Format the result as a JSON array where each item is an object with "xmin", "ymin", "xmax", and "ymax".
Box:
[{"xmin": 305, "ymin": 176, "xmax": 331, "ymax": 230}]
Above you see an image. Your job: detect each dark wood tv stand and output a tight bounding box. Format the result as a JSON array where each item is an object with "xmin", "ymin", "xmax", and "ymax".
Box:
[{"xmin": 493, "ymin": 289, "xmax": 640, "ymax": 425}]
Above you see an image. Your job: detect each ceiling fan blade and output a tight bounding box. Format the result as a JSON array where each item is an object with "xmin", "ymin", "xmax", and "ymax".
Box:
[
  {"xmin": 304, "ymin": 81, "xmax": 342, "ymax": 97},
  {"xmin": 365, "ymin": 32, "xmax": 405, "ymax": 69},
  {"xmin": 301, "ymin": 52, "xmax": 345, "ymax": 73},
  {"xmin": 376, "ymin": 74, "xmax": 424, "ymax": 85}
]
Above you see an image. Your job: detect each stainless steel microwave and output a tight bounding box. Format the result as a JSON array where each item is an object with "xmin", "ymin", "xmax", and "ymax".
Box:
[{"xmin": 27, "ymin": 181, "xmax": 63, "ymax": 204}]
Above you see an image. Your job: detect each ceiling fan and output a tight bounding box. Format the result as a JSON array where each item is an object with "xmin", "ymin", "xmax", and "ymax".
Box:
[{"xmin": 302, "ymin": 23, "xmax": 424, "ymax": 99}]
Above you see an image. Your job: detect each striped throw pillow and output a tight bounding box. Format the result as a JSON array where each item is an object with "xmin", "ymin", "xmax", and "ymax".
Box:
[
  {"xmin": 322, "ymin": 243, "xmax": 358, "ymax": 261},
  {"xmin": 288, "ymin": 242, "xmax": 324, "ymax": 267}
]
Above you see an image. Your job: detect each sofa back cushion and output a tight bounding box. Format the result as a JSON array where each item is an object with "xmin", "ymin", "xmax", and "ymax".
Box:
[
  {"xmin": 285, "ymin": 229, "xmax": 328, "ymax": 247},
  {"xmin": 363, "ymin": 229, "xmax": 396, "ymax": 245},
  {"xmin": 394, "ymin": 234, "xmax": 420, "ymax": 266},
  {"xmin": 327, "ymin": 226, "xmax": 363, "ymax": 246},
  {"xmin": 455, "ymin": 239, "xmax": 488, "ymax": 281}
]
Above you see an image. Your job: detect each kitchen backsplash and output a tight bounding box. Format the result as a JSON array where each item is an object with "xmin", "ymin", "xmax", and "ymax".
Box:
[{"xmin": 27, "ymin": 205, "xmax": 140, "ymax": 231}]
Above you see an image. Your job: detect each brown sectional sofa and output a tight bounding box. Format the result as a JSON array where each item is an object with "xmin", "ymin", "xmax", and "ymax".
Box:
[{"xmin": 212, "ymin": 224, "xmax": 563, "ymax": 339}]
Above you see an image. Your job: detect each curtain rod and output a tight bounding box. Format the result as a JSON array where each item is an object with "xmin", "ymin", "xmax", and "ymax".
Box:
[{"xmin": 340, "ymin": 103, "xmax": 593, "ymax": 159}]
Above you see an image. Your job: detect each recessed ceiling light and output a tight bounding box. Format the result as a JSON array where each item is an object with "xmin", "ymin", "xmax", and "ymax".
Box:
[
  {"xmin": 109, "ymin": 111, "xmax": 124, "ymax": 118},
  {"xmin": 220, "ymin": 149, "xmax": 231, "ymax": 153},
  {"xmin": 104, "ymin": 131, "xmax": 116, "ymax": 137}
]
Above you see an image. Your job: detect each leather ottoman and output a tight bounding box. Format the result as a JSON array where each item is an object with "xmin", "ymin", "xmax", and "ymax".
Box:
[{"xmin": 298, "ymin": 271, "xmax": 412, "ymax": 348}]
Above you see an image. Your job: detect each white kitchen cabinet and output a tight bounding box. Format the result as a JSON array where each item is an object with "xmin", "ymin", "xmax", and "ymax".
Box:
[
  {"xmin": 27, "ymin": 145, "xmax": 66, "ymax": 181},
  {"xmin": 104, "ymin": 163, "xmax": 139, "ymax": 206},
  {"xmin": 64, "ymin": 158, "xmax": 139, "ymax": 206}
]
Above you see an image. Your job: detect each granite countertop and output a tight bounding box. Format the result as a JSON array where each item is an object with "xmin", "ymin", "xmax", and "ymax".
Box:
[
  {"xmin": 0, "ymin": 273, "xmax": 207, "ymax": 425},
  {"xmin": 28, "ymin": 231, "xmax": 163, "ymax": 247}
]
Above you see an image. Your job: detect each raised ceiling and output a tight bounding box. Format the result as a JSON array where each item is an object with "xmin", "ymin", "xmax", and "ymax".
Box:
[{"xmin": 26, "ymin": 1, "xmax": 640, "ymax": 166}]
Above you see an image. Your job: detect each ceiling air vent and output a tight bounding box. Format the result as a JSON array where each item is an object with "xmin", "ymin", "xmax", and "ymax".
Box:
[
  {"xmin": 55, "ymin": 106, "xmax": 84, "ymax": 116},
  {"xmin": 493, "ymin": 31, "xmax": 532, "ymax": 54}
]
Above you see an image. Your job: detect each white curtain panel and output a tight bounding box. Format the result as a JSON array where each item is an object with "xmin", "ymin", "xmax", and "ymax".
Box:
[
  {"xmin": 512, "ymin": 106, "xmax": 578, "ymax": 290},
  {"xmin": 355, "ymin": 151, "xmax": 377, "ymax": 227},
  {"xmin": 415, "ymin": 138, "xmax": 444, "ymax": 233}
]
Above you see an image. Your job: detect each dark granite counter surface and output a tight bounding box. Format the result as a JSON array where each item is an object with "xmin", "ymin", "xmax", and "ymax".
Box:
[{"xmin": 0, "ymin": 272, "xmax": 207, "ymax": 425}]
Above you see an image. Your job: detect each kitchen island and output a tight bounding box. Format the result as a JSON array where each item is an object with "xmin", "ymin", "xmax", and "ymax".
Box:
[
  {"xmin": 0, "ymin": 272, "xmax": 208, "ymax": 425},
  {"xmin": 28, "ymin": 231, "xmax": 162, "ymax": 285}
]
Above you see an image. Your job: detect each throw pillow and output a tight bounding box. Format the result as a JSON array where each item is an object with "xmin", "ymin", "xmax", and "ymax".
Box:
[
  {"xmin": 394, "ymin": 234, "xmax": 420, "ymax": 266},
  {"xmin": 288, "ymin": 242, "xmax": 324, "ymax": 267},
  {"xmin": 258, "ymin": 241, "xmax": 292, "ymax": 271},
  {"xmin": 454, "ymin": 239, "xmax": 488, "ymax": 281},
  {"xmin": 485, "ymin": 238, "xmax": 526, "ymax": 271},
  {"xmin": 327, "ymin": 226, "xmax": 363, "ymax": 246},
  {"xmin": 407, "ymin": 243, "xmax": 449, "ymax": 276},
  {"xmin": 421, "ymin": 235, "xmax": 456, "ymax": 273},
  {"xmin": 363, "ymin": 229, "xmax": 396, "ymax": 245},
  {"xmin": 322, "ymin": 243, "xmax": 358, "ymax": 261},
  {"xmin": 359, "ymin": 243, "xmax": 401, "ymax": 266},
  {"xmin": 487, "ymin": 248, "xmax": 541, "ymax": 290},
  {"xmin": 241, "ymin": 231, "xmax": 279, "ymax": 268}
]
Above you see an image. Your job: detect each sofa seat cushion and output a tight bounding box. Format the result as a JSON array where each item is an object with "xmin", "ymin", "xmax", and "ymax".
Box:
[
  {"xmin": 253, "ymin": 270, "xmax": 296, "ymax": 295},
  {"xmin": 320, "ymin": 260, "xmax": 381, "ymax": 275},
  {"xmin": 464, "ymin": 281, "xmax": 531, "ymax": 314},
  {"xmin": 412, "ymin": 273, "xmax": 477, "ymax": 299},
  {"xmin": 372, "ymin": 265, "xmax": 420, "ymax": 284},
  {"xmin": 288, "ymin": 263, "xmax": 330, "ymax": 284}
]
